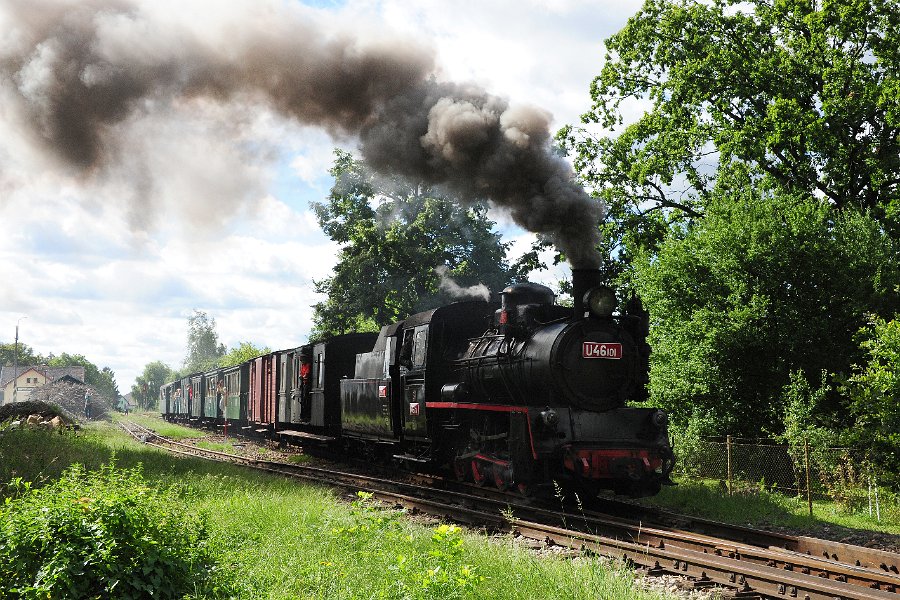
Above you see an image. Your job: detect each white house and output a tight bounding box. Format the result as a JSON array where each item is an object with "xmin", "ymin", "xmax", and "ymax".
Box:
[{"xmin": 0, "ymin": 365, "xmax": 86, "ymax": 405}]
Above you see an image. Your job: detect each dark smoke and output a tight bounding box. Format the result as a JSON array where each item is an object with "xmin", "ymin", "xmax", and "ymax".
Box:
[{"xmin": 0, "ymin": 0, "xmax": 603, "ymax": 267}]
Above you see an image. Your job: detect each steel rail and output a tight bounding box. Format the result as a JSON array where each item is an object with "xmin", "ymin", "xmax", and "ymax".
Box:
[
  {"xmin": 407, "ymin": 471, "xmax": 900, "ymax": 592},
  {"xmin": 586, "ymin": 496, "xmax": 900, "ymax": 578}
]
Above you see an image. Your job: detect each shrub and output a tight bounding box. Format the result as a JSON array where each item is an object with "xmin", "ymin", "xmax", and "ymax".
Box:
[
  {"xmin": 0, "ymin": 462, "xmax": 234, "ymax": 599},
  {"xmin": 844, "ymin": 316, "xmax": 900, "ymax": 489}
]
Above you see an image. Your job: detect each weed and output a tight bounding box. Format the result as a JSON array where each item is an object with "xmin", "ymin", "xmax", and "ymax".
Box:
[
  {"xmin": 500, "ymin": 504, "xmax": 517, "ymax": 524},
  {"xmin": 330, "ymin": 492, "xmax": 482, "ymax": 598},
  {"xmin": 420, "ymin": 524, "xmax": 483, "ymax": 594}
]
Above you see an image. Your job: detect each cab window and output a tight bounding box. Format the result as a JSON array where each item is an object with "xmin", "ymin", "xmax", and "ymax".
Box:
[{"xmin": 412, "ymin": 327, "xmax": 428, "ymax": 368}]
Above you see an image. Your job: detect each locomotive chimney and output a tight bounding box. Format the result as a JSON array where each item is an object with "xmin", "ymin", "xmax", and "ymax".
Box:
[{"xmin": 572, "ymin": 268, "xmax": 605, "ymax": 318}]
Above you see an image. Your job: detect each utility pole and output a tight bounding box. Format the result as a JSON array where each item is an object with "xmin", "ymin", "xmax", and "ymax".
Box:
[{"xmin": 12, "ymin": 316, "xmax": 27, "ymax": 404}]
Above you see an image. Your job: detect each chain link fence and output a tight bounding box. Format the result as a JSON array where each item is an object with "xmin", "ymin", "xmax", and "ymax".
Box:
[{"xmin": 671, "ymin": 434, "xmax": 897, "ymax": 521}]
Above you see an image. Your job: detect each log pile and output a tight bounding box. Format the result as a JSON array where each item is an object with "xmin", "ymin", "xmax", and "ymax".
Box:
[{"xmin": 0, "ymin": 399, "xmax": 78, "ymax": 428}]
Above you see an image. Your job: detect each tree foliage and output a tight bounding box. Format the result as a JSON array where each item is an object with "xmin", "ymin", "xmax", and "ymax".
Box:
[
  {"xmin": 311, "ymin": 150, "xmax": 520, "ymax": 339},
  {"xmin": 183, "ymin": 310, "xmax": 226, "ymax": 374},
  {"xmin": 0, "ymin": 341, "xmax": 119, "ymax": 406},
  {"xmin": 0, "ymin": 342, "xmax": 42, "ymax": 367},
  {"xmin": 559, "ymin": 0, "xmax": 900, "ymax": 449},
  {"xmin": 131, "ymin": 361, "xmax": 174, "ymax": 410},
  {"xmin": 633, "ymin": 188, "xmax": 898, "ymax": 435},
  {"xmin": 46, "ymin": 353, "xmax": 119, "ymax": 403},
  {"xmin": 220, "ymin": 342, "xmax": 270, "ymax": 368},
  {"xmin": 560, "ymin": 0, "xmax": 900, "ymax": 277}
]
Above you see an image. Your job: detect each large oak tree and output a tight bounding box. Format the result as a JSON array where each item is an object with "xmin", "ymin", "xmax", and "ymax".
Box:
[{"xmin": 561, "ymin": 0, "xmax": 900, "ymax": 272}]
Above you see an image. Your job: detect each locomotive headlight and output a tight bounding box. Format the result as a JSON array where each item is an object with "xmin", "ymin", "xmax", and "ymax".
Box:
[
  {"xmin": 541, "ymin": 409, "xmax": 559, "ymax": 428},
  {"xmin": 584, "ymin": 286, "xmax": 617, "ymax": 318}
]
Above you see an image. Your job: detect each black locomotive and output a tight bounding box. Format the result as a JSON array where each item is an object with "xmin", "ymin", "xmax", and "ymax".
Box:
[{"xmin": 161, "ymin": 269, "xmax": 675, "ymax": 497}]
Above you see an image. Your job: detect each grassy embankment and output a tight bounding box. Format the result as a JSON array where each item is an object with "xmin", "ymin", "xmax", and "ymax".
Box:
[
  {"xmin": 126, "ymin": 411, "xmax": 900, "ymax": 535},
  {"xmin": 643, "ymin": 478, "xmax": 900, "ymax": 536},
  {"xmin": 0, "ymin": 416, "xmax": 686, "ymax": 600}
]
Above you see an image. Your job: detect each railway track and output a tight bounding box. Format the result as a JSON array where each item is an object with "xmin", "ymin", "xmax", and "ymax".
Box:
[{"xmin": 120, "ymin": 420, "xmax": 899, "ymax": 600}]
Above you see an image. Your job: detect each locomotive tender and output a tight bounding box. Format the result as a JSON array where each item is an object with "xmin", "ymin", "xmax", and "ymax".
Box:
[{"xmin": 161, "ymin": 269, "xmax": 675, "ymax": 497}]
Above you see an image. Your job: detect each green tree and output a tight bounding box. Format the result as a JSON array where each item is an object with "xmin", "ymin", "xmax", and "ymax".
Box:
[
  {"xmin": 47, "ymin": 353, "xmax": 119, "ymax": 403},
  {"xmin": 311, "ymin": 150, "xmax": 520, "ymax": 338},
  {"xmin": 634, "ymin": 189, "xmax": 898, "ymax": 435},
  {"xmin": 0, "ymin": 342, "xmax": 43, "ymax": 367},
  {"xmin": 560, "ymin": 0, "xmax": 900, "ymax": 277},
  {"xmin": 220, "ymin": 342, "xmax": 270, "ymax": 368},
  {"xmin": 131, "ymin": 361, "xmax": 174, "ymax": 410},
  {"xmin": 183, "ymin": 310, "xmax": 226, "ymax": 374}
]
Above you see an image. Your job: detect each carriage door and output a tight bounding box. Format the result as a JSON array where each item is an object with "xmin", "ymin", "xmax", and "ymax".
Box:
[
  {"xmin": 290, "ymin": 352, "xmax": 304, "ymax": 424},
  {"xmin": 310, "ymin": 344, "xmax": 326, "ymax": 427},
  {"xmin": 278, "ymin": 353, "xmax": 292, "ymax": 424},
  {"xmin": 400, "ymin": 325, "xmax": 428, "ymax": 439}
]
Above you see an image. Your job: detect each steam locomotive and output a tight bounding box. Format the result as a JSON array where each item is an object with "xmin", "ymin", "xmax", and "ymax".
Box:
[{"xmin": 160, "ymin": 269, "xmax": 675, "ymax": 497}]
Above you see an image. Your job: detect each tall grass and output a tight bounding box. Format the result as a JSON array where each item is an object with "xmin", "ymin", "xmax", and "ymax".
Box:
[{"xmin": 639, "ymin": 478, "xmax": 900, "ymax": 535}]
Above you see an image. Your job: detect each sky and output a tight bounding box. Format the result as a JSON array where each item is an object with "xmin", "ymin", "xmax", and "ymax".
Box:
[{"xmin": 0, "ymin": 0, "xmax": 645, "ymax": 392}]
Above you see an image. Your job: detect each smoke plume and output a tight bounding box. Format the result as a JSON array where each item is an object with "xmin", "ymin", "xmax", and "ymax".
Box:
[
  {"xmin": 434, "ymin": 265, "xmax": 490, "ymax": 302},
  {"xmin": 0, "ymin": 0, "xmax": 603, "ymax": 267}
]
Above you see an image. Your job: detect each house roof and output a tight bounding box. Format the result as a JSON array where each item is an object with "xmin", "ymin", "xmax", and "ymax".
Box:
[{"xmin": 0, "ymin": 365, "xmax": 86, "ymax": 388}]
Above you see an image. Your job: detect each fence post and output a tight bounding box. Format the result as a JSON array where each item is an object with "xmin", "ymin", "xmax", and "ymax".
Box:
[
  {"xmin": 869, "ymin": 474, "xmax": 873, "ymax": 517},
  {"xmin": 804, "ymin": 437, "xmax": 812, "ymax": 517},
  {"xmin": 875, "ymin": 477, "xmax": 881, "ymax": 522},
  {"xmin": 727, "ymin": 435, "xmax": 733, "ymax": 496}
]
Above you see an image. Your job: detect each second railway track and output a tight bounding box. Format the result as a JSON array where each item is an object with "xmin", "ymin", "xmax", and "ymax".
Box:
[{"xmin": 120, "ymin": 419, "xmax": 899, "ymax": 600}]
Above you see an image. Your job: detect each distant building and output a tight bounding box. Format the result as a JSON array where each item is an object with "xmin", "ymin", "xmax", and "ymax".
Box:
[
  {"xmin": 117, "ymin": 394, "xmax": 134, "ymax": 412},
  {"xmin": 0, "ymin": 365, "xmax": 86, "ymax": 405}
]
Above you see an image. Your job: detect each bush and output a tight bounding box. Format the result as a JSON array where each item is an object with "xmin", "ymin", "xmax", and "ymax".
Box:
[
  {"xmin": 0, "ymin": 463, "xmax": 234, "ymax": 599},
  {"xmin": 844, "ymin": 316, "xmax": 900, "ymax": 489}
]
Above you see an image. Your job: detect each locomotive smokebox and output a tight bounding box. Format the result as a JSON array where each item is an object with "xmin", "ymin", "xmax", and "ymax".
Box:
[{"xmin": 572, "ymin": 268, "xmax": 605, "ymax": 318}]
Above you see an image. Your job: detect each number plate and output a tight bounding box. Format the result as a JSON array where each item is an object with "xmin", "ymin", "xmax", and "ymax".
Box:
[{"xmin": 582, "ymin": 342, "xmax": 622, "ymax": 359}]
